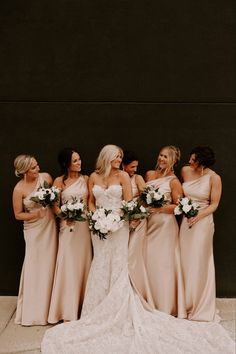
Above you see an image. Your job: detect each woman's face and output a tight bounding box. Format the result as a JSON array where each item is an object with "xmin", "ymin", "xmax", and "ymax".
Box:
[
  {"xmin": 69, "ymin": 152, "xmax": 81, "ymax": 172},
  {"xmin": 111, "ymin": 151, "xmax": 122, "ymax": 170},
  {"xmin": 26, "ymin": 158, "xmax": 40, "ymax": 178},
  {"xmin": 123, "ymin": 160, "xmax": 138, "ymax": 177},
  {"xmin": 157, "ymin": 148, "xmax": 169, "ymax": 170},
  {"xmin": 189, "ymin": 153, "xmax": 199, "ymax": 169}
]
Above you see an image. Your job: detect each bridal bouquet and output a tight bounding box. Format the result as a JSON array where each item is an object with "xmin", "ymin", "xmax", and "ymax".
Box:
[
  {"xmin": 139, "ymin": 185, "xmax": 166, "ymax": 208},
  {"xmin": 30, "ymin": 181, "xmax": 60, "ymax": 208},
  {"xmin": 121, "ymin": 200, "xmax": 149, "ymax": 221},
  {"xmin": 87, "ymin": 207, "xmax": 124, "ymax": 240},
  {"xmin": 174, "ymin": 197, "xmax": 199, "ymax": 219},
  {"xmin": 59, "ymin": 197, "xmax": 87, "ymax": 231}
]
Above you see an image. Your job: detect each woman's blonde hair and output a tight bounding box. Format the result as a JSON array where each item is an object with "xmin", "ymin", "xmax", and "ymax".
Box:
[
  {"xmin": 155, "ymin": 145, "xmax": 181, "ymax": 175},
  {"xmin": 14, "ymin": 154, "xmax": 36, "ymax": 177},
  {"xmin": 96, "ymin": 145, "xmax": 123, "ymax": 177}
]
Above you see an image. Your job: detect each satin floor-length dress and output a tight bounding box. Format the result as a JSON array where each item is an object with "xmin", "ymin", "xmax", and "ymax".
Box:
[
  {"xmin": 15, "ymin": 174, "xmax": 58, "ymax": 326},
  {"xmin": 145, "ymin": 176, "xmax": 186, "ymax": 318},
  {"xmin": 179, "ymin": 172, "xmax": 218, "ymax": 321},
  {"xmin": 48, "ymin": 176, "xmax": 92, "ymax": 323},
  {"xmin": 41, "ymin": 183, "xmax": 234, "ymax": 354},
  {"xmin": 128, "ymin": 175, "xmax": 155, "ymax": 309}
]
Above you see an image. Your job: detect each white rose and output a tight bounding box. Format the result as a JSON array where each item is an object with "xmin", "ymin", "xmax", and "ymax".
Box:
[
  {"xmin": 50, "ymin": 192, "xmax": 55, "ymax": 201},
  {"xmin": 146, "ymin": 194, "xmax": 152, "ymax": 204},
  {"xmin": 38, "ymin": 191, "xmax": 46, "ymax": 200},
  {"xmin": 182, "ymin": 204, "xmax": 191, "ymax": 213},
  {"xmin": 180, "ymin": 197, "xmax": 189, "ymax": 205},
  {"xmin": 140, "ymin": 206, "xmax": 146, "ymax": 213},
  {"xmin": 153, "ymin": 192, "xmax": 162, "ymax": 200},
  {"xmin": 67, "ymin": 203, "xmax": 74, "ymax": 211},
  {"xmin": 61, "ymin": 204, "xmax": 67, "ymax": 212},
  {"xmin": 174, "ymin": 206, "xmax": 182, "ymax": 215}
]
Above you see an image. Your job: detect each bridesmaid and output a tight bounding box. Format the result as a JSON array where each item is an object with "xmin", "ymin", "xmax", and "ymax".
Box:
[
  {"xmin": 12, "ymin": 154, "xmax": 57, "ymax": 326},
  {"xmin": 48, "ymin": 148, "xmax": 92, "ymax": 323},
  {"xmin": 144, "ymin": 145, "xmax": 186, "ymax": 318},
  {"xmin": 122, "ymin": 150, "xmax": 155, "ymax": 309},
  {"xmin": 122, "ymin": 150, "xmax": 146, "ymax": 198},
  {"xmin": 179, "ymin": 146, "xmax": 222, "ymax": 321}
]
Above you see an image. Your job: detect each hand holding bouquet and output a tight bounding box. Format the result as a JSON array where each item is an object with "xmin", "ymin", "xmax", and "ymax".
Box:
[
  {"xmin": 30, "ymin": 181, "xmax": 60, "ymax": 208},
  {"xmin": 59, "ymin": 197, "xmax": 87, "ymax": 231},
  {"xmin": 174, "ymin": 197, "xmax": 200, "ymax": 228},
  {"xmin": 87, "ymin": 207, "xmax": 124, "ymax": 240},
  {"xmin": 139, "ymin": 185, "xmax": 166, "ymax": 208},
  {"xmin": 121, "ymin": 200, "xmax": 149, "ymax": 221}
]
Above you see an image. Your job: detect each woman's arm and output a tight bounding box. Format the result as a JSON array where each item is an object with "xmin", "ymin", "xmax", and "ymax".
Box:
[
  {"xmin": 120, "ymin": 171, "xmax": 132, "ymax": 201},
  {"xmin": 52, "ymin": 176, "xmax": 63, "ymax": 216},
  {"xmin": 42, "ymin": 172, "xmax": 53, "ymax": 186},
  {"xmin": 88, "ymin": 173, "xmax": 96, "ymax": 212},
  {"xmin": 144, "ymin": 170, "xmax": 155, "ymax": 182},
  {"xmin": 188, "ymin": 173, "xmax": 222, "ymax": 227},
  {"xmin": 12, "ymin": 186, "xmax": 45, "ymax": 221},
  {"xmin": 136, "ymin": 174, "xmax": 146, "ymax": 193}
]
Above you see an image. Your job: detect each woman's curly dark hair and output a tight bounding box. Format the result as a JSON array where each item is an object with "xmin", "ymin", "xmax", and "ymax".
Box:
[
  {"xmin": 122, "ymin": 150, "xmax": 139, "ymax": 166},
  {"xmin": 190, "ymin": 146, "xmax": 216, "ymax": 167}
]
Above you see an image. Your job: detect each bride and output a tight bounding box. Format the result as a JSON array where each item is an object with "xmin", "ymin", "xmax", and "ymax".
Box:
[{"xmin": 41, "ymin": 144, "xmax": 234, "ymax": 354}]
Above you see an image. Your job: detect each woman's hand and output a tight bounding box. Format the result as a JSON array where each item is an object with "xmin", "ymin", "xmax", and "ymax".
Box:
[
  {"xmin": 149, "ymin": 207, "xmax": 160, "ymax": 215},
  {"xmin": 129, "ymin": 219, "xmax": 141, "ymax": 232},
  {"xmin": 66, "ymin": 219, "xmax": 75, "ymax": 227},
  {"xmin": 187, "ymin": 213, "xmax": 201, "ymax": 228}
]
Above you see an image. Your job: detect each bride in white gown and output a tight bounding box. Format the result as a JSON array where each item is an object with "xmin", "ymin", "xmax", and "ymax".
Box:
[{"xmin": 41, "ymin": 145, "xmax": 234, "ymax": 354}]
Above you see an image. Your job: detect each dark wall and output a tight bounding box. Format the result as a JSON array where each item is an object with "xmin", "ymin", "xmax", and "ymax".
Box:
[{"xmin": 0, "ymin": 1, "xmax": 235, "ymax": 296}]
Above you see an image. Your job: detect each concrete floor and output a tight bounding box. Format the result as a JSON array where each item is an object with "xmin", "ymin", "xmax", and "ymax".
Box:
[{"xmin": 0, "ymin": 297, "xmax": 235, "ymax": 354}]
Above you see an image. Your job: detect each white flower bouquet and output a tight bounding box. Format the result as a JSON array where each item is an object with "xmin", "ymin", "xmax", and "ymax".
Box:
[
  {"xmin": 30, "ymin": 181, "xmax": 60, "ymax": 208},
  {"xmin": 174, "ymin": 197, "xmax": 200, "ymax": 219},
  {"xmin": 87, "ymin": 207, "xmax": 124, "ymax": 240},
  {"xmin": 121, "ymin": 200, "xmax": 149, "ymax": 221},
  {"xmin": 139, "ymin": 185, "xmax": 166, "ymax": 208},
  {"xmin": 59, "ymin": 197, "xmax": 87, "ymax": 231}
]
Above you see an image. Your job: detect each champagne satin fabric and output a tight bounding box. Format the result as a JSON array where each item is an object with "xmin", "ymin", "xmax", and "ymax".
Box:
[
  {"xmin": 15, "ymin": 174, "xmax": 58, "ymax": 326},
  {"xmin": 48, "ymin": 176, "xmax": 92, "ymax": 323},
  {"xmin": 145, "ymin": 176, "xmax": 186, "ymax": 318},
  {"xmin": 128, "ymin": 175, "xmax": 155, "ymax": 309},
  {"xmin": 179, "ymin": 173, "xmax": 217, "ymax": 321}
]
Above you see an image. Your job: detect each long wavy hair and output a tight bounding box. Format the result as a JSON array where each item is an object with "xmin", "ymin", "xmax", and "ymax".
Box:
[
  {"xmin": 96, "ymin": 144, "xmax": 123, "ymax": 177},
  {"xmin": 190, "ymin": 146, "xmax": 215, "ymax": 167},
  {"xmin": 57, "ymin": 147, "xmax": 80, "ymax": 183}
]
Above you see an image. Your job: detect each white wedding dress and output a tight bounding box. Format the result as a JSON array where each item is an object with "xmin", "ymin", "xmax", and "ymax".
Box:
[{"xmin": 41, "ymin": 185, "xmax": 234, "ymax": 354}]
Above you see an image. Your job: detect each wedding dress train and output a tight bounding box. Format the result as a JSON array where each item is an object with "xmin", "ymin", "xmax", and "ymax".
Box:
[{"xmin": 41, "ymin": 185, "xmax": 234, "ymax": 354}]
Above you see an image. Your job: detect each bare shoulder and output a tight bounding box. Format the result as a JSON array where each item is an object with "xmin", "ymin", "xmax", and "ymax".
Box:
[
  {"xmin": 119, "ymin": 170, "xmax": 130, "ymax": 181},
  {"xmin": 135, "ymin": 174, "xmax": 145, "ymax": 183},
  {"xmin": 180, "ymin": 165, "xmax": 190, "ymax": 178},
  {"xmin": 170, "ymin": 175, "xmax": 181, "ymax": 187},
  {"xmin": 13, "ymin": 179, "xmax": 24, "ymax": 194},
  {"xmin": 210, "ymin": 170, "xmax": 221, "ymax": 184},
  {"xmin": 53, "ymin": 175, "xmax": 64, "ymax": 188},
  {"xmin": 88, "ymin": 171, "xmax": 99, "ymax": 185},
  {"xmin": 83, "ymin": 175, "xmax": 89, "ymax": 182},
  {"xmin": 41, "ymin": 172, "xmax": 53, "ymax": 184},
  {"xmin": 145, "ymin": 170, "xmax": 156, "ymax": 181},
  {"xmin": 89, "ymin": 171, "xmax": 98, "ymax": 180}
]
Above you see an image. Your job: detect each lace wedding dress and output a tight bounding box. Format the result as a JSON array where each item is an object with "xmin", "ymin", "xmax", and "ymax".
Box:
[{"xmin": 41, "ymin": 185, "xmax": 234, "ymax": 354}]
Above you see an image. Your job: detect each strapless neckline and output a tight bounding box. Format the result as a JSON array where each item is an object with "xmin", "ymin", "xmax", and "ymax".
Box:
[{"xmin": 93, "ymin": 184, "xmax": 122, "ymax": 191}]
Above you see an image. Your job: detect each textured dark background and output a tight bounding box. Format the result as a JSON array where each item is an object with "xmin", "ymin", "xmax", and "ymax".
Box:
[{"xmin": 0, "ymin": 1, "xmax": 235, "ymax": 296}]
